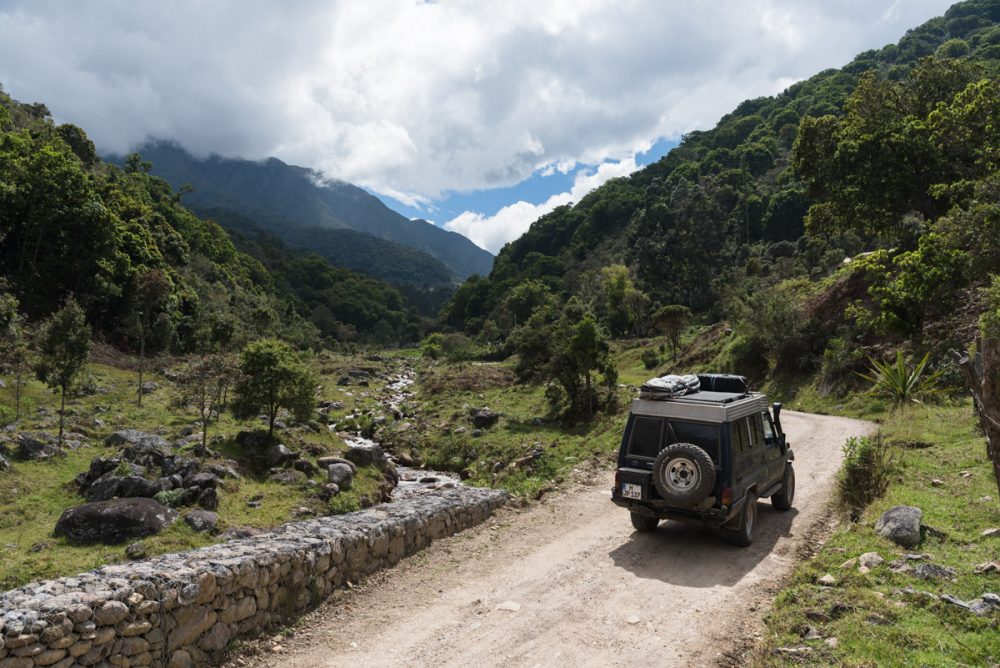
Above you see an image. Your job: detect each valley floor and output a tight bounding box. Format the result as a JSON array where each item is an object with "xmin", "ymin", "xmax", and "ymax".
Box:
[{"xmin": 231, "ymin": 411, "xmax": 872, "ymax": 668}]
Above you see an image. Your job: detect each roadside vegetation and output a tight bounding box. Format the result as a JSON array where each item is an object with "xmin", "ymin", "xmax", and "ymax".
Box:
[{"xmin": 753, "ymin": 400, "xmax": 1000, "ymax": 667}]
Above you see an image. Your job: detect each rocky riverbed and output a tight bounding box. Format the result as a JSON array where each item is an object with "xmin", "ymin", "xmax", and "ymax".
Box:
[{"xmin": 332, "ymin": 364, "xmax": 466, "ymax": 501}]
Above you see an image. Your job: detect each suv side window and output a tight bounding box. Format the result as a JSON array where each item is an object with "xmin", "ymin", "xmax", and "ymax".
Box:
[
  {"xmin": 761, "ymin": 412, "xmax": 776, "ymax": 442},
  {"xmin": 737, "ymin": 419, "xmax": 752, "ymax": 451},
  {"xmin": 751, "ymin": 414, "xmax": 767, "ymax": 448}
]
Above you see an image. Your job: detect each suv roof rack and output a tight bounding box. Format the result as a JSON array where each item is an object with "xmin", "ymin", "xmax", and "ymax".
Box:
[{"xmin": 630, "ymin": 392, "xmax": 766, "ymax": 423}]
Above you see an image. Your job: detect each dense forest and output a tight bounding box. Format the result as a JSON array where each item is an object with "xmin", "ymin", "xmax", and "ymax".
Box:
[
  {"xmin": 0, "ymin": 91, "xmax": 426, "ymax": 348},
  {"xmin": 442, "ymin": 0, "xmax": 1000, "ymax": 395},
  {"xmin": 206, "ymin": 207, "xmax": 456, "ymax": 316}
]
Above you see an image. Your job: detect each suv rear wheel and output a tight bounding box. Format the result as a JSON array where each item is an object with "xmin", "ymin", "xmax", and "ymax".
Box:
[
  {"xmin": 651, "ymin": 442, "xmax": 716, "ymax": 507},
  {"xmin": 771, "ymin": 463, "xmax": 795, "ymax": 511},
  {"xmin": 722, "ymin": 492, "xmax": 757, "ymax": 547},
  {"xmin": 630, "ymin": 512, "xmax": 659, "ymax": 532}
]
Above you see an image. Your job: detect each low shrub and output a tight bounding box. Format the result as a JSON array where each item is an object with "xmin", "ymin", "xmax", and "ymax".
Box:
[{"xmin": 838, "ymin": 433, "xmax": 895, "ymax": 517}]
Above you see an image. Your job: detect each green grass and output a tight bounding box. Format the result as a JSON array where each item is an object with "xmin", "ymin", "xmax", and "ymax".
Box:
[
  {"xmin": 394, "ymin": 362, "xmax": 627, "ymax": 499},
  {"xmin": 755, "ymin": 401, "xmax": 1000, "ymax": 667},
  {"xmin": 0, "ymin": 352, "xmax": 409, "ymax": 589},
  {"xmin": 766, "ymin": 375, "xmax": 892, "ymax": 419}
]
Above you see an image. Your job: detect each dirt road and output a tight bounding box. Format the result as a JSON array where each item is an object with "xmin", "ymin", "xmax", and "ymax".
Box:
[{"xmin": 241, "ymin": 411, "xmax": 872, "ymax": 668}]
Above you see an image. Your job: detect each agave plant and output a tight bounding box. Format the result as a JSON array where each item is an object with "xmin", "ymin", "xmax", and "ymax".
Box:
[{"xmin": 857, "ymin": 351, "xmax": 942, "ymax": 406}]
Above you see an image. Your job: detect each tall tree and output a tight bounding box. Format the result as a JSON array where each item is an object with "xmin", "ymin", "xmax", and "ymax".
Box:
[
  {"xmin": 231, "ymin": 339, "xmax": 316, "ymax": 439},
  {"xmin": 176, "ymin": 353, "xmax": 235, "ymax": 452},
  {"xmin": 34, "ymin": 296, "xmax": 90, "ymax": 446},
  {"xmin": 599, "ymin": 265, "xmax": 649, "ymax": 337},
  {"xmin": 0, "ymin": 288, "xmax": 30, "ymax": 421},
  {"xmin": 653, "ymin": 305, "xmax": 692, "ymax": 360},
  {"xmin": 131, "ymin": 269, "xmax": 171, "ymax": 407},
  {"xmin": 514, "ymin": 298, "xmax": 617, "ymax": 418}
]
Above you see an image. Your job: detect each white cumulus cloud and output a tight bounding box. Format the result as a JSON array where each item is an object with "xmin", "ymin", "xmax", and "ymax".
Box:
[
  {"xmin": 445, "ymin": 158, "xmax": 639, "ymax": 253},
  {"xmin": 0, "ymin": 0, "xmax": 956, "ymax": 249}
]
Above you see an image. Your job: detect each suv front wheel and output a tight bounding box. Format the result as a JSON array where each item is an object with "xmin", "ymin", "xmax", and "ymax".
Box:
[
  {"xmin": 771, "ymin": 463, "xmax": 795, "ymax": 511},
  {"xmin": 722, "ymin": 492, "xmax": 757, "ymax": 547}
]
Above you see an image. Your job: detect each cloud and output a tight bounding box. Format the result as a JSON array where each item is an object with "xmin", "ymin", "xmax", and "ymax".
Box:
[
  {"xmin": 0, "ymin": 0, "xmax": 954, "ymax": 210},
  {"xmin": 445, "ymin": 158, "xmax": 639, "ymax": 253}
]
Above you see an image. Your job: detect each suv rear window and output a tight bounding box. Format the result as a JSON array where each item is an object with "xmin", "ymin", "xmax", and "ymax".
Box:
[
  {"xmin": 628, "ymin": 417, "xmax": 720, "ymax": 460},
  {"xmin": 628, "ymin": 417, "xmax": 662, "ymax": 458}
]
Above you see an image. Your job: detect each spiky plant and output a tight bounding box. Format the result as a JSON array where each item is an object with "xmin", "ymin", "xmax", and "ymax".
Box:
[{"xmin": 857, "ymin": 351, "xmax": 942, "ymax": 406}]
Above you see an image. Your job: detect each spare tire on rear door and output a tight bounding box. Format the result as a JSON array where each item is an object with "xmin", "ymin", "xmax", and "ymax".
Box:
[{"xmin": 652, "ymin": 443, "xmax": 716, "ymax": 507}]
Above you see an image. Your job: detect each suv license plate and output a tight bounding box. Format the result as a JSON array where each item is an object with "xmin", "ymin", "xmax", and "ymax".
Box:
[{"xmin": 622, "ymin": 483, "xmax": 642, "ymax": 499}]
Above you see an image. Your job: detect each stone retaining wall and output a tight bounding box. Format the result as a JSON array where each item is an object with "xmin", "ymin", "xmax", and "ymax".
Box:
[{"xmin": 0, "ymin": 487, "xmax": 507, "ymax": 668}]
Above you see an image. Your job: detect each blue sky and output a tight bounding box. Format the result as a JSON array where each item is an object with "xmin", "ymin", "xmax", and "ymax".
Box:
[
  {"xmin": 381, "ymin": 137, "xmax": 678, "ymax": 229},
  {"xmin": 0, "ymin": 0, "xmax": 957, "ymax": 253}
]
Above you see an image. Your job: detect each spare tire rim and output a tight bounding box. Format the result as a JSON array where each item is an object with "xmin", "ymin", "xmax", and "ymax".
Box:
[{"xmin": 665, "ymin": 457, "xmax": 699, "ymax": 491}]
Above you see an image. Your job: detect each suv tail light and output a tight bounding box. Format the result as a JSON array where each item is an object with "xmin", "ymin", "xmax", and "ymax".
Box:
[
  {"xmin": 614, "ymin": 470, "xmax": 621, "ymax": 488},
  {"xmin": 721, "ymin": 486, "xmax": 733, "ymax": 507}
]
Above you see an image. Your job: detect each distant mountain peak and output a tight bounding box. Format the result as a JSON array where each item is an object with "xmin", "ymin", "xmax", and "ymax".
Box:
[{"xmin": 118, "ymin": 141, "xmax": 494, "ymax": 280}]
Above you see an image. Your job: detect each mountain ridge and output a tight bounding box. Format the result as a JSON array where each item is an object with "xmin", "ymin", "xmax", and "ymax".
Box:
[{"xmin": 113, "ymin": 142, "xmax": 494, "ymax": 281}]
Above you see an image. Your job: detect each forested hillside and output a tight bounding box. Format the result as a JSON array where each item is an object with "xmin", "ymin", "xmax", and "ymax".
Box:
[
  {"xmin": 120, "ymin": 142, "xmax": 494, "ymax": 281},
  {"xmin": 0, "ymin": 91, "xmax": 424, "ymax": 347},
  {"xmin": 205, "ymin": 207, "xmax": 454, "ymax": 287},
  {"xmin": 443, "ymin": 0, "xmax": 1000, "ymax": 392}
]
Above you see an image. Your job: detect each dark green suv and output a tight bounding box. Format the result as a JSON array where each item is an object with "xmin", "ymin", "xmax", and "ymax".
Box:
[{"xmin": 611, "ymin": 375, "xmax": 793, "ymax": 546}]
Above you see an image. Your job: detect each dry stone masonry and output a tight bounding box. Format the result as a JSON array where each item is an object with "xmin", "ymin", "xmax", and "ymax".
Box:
[{"xmin": 0, "ymin": 486, "xmax": 506, "ymax": 668}]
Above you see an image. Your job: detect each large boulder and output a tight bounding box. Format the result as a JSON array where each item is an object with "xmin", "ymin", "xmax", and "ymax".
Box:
[
  {"xmin": 470, "ymin": 407, "xmax": 500, "ymax": 429},
  {"xmin": 105, "ymin": 429, "xmax": 168, "ymax": 449},
  {"xmin": 75, "ymin": 456, "xmax": 123, "ymax": 490},
  {"xmin": 327, "ymin": 463, "xmax": 354, "ymax": 490},
  {"xmin": 15, "ymin": 433, "xmax": 65, "ymax": 461},
  {"xmin": 85, "ymin": 474, "xmax": 161, "ymax": 501},
  {"xmin": 206, "ymin": 463, "xmax": 241, "ymax": 480},
  {"xmin": 316, "ymin": 456, "xmax": 357, "ymax": 473},
  {"xmin": 235, "ymin": 430, "xmax": 271, "ymax": 452},
  {"xmin": 154, "ymin": 486, "xmax": 200, "ymax": 508},
  {"xmin": 344, "ymin": 443, "xmax": 386, "ymax": 468},
  {"xmin": 0, "ymin": 452, "xmax": 9, "ymax": 471},
  {"xmin": 875, "ymin": 505, "xmax": 923, "ymax": 547},
  {"xmin": 162, "ymin": 456, "xmax": 199, "ymax": 479},
  {"xmin": 184, "ymin": 509, "xmax": 219, "ymax": 533},
  {"xmin": 197, "ymin": 487, "xmax": 219, "ymax": 511},
  {"xmin": 107, "ymin": 430, "xmax": 172, "ymax": 470},
  {"xmin": 269, "ymin": 469, "xmax": 306, "ymax": 485},
  {"xmin": 266, "ymin": 443, "xmax": 297, "ymax": 468},
  {"xmin": 183, "ymin": 471, "xmax": 220, "ymax": 489},
  {"xmin": 54, "ymin": 498, "xmax": 178, "ymax": 544},
  {"xmin": 342, "ymin": 443, "xmax": 398, "ymax": 488}
]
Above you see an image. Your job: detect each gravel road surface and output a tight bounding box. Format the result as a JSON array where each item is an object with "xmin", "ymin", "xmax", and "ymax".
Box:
[{"xmin": 241, "ymin": 410, "xmax": 873, "ymax": 668}]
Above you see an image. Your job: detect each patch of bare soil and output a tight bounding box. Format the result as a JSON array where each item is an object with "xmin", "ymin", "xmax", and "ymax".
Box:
[{"xmin": 419, "ymin": 363, "xmax": 518, "ymax": 395}]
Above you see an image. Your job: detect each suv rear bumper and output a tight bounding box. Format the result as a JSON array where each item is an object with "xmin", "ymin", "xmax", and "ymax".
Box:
[{"xmin": 611, "ymin": 493, "xmax": 740, "ymax": 526}]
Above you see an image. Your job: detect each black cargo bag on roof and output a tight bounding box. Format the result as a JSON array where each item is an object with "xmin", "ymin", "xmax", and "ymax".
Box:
[{"xmin": 696, "ymin": 373, "xmax": 749, "ymax": 394}]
